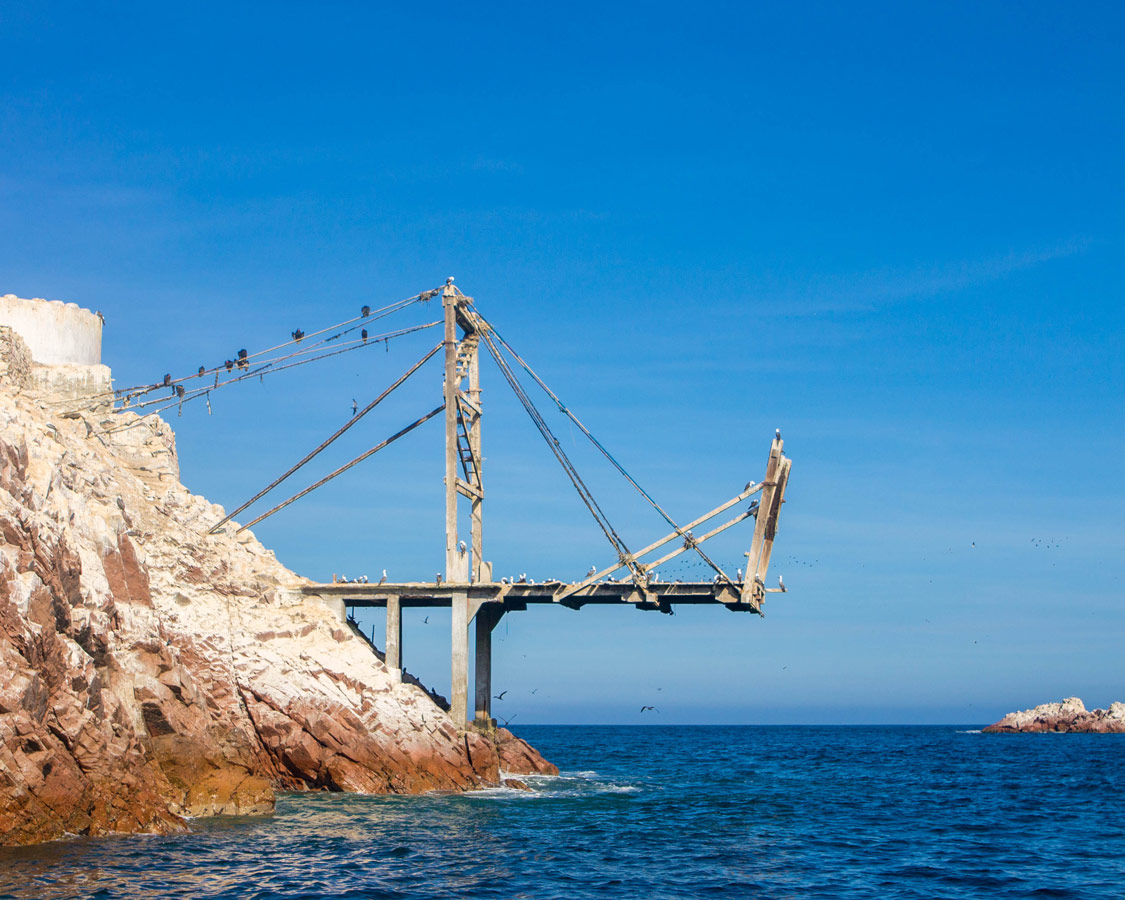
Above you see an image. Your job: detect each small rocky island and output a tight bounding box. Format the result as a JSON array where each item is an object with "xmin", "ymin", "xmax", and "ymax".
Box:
[
  {"xmin": 0, "ymin": 296, "xmax": 555, "ymax": 848},
  {"xmin": 984, "ymin": 697, "xmax": 1125, "ymax": 733}
]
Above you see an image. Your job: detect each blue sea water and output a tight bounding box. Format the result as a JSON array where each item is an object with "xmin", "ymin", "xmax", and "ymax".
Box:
[{"xmin": 1, "ymin": 726, "xmax": 1122, "ymax": 899}]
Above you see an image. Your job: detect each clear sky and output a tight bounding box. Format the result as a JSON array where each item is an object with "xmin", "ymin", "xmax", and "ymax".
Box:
[{"xmin": 3, "ymin": 2, "xmax": 1123, "ymax": 724}]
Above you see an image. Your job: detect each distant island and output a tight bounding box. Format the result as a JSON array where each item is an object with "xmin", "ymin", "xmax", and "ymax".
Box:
[{"xmin": 984, "ymin": 697, "xmax": 1125, "ymax": 733}]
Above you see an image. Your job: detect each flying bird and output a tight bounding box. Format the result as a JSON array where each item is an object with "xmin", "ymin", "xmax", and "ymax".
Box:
[
  {"xmin": 640, "ymin": 706, "xmax": 658, "ymax": 713},
  {"xmin": 423, "ymin": 616, "xmax": 430, "ymax": 624},
  {"xmin": 351, "ymin": 399, "xmax": 358, "ymax": 417},
  {"xmin": 494, "ymin": 691, "xmax": 508, "ymax": 700}
]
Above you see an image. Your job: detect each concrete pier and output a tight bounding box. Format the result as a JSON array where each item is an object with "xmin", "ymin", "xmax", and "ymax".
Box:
[
  {"xmin": 385, "ymin": 595, "xmax": 401, "ymax": 682},
  {"xmin": 474, "ymin": 605, "xmax": 502, "ymax": 727}
]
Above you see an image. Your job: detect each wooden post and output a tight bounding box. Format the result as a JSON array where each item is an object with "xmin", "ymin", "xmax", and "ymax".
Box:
[
  {"xmin": 468, "ymin": 336, "xmax": 484, "ymax": 582},
  {"xmin": 442, "ymin": 280, "xmax": 459, "ymax": 581},
  {"xmin": 385, "ymin": 595, "xmax": 402, "ymax": 683},
  {"xmin": 742, "ymin": 434, "xmax": 784, "ymax": 607},
  {"xmin": 474, "ymin": 604, "xmax": 501, "ymax": 727},
  {"xmin": 451, "ymin": 591, "xmax": 469, "ymax": 726}
]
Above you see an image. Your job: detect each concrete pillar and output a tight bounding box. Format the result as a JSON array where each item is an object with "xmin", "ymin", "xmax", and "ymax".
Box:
[
  {"xmin": 385, "ymin": 596, "xmax": 402, "ymax": 683},
  {"xmin": 451, "ymin": 592, "xmax": 469, "ymax": 727},
  {"xmin": 474, "ymin": 605, "xmax": 502, "ymax": 727}
]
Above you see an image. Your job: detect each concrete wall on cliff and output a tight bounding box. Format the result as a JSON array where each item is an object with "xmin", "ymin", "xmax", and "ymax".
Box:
[{"xmin": 0, "ymin": 295, "xmax": 102, "ymax": 366}]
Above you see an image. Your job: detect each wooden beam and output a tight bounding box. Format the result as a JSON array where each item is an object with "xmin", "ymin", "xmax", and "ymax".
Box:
[
  {"xmin": 557, "ymin": 483, "xmax": 762, "ymax": 601},
  {"xmin": 742, "ymin": 434, "xmax": 783, "ymax": 605},
  {"xmin": 443, "ymin": 282, "xmax": 460, "ymax": 581}
]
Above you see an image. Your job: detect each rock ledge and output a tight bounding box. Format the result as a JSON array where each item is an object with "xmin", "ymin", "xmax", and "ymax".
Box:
[{"xmin": 984, "ymin": 697, "xmax": 1125, "ymax": 733}]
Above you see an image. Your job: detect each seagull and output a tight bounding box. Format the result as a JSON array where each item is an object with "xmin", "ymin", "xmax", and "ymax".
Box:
[
  {"xmin": 517, "ymin": 573, "xmax": 527, "ymax": 584},
  {"xmin": 778, "ymin": 574, "xmax": 786, "ymax": 592},
  {"xmin": 378, "ymin": 569, "xmax": 387, "ymax": 585},
  {"xmin": 459, "ymin": 540, "xmax": 466, "ymax": 553},
  {"xmin": 494, "ymin": 690, "xmax": 508, "ymax": 700},
  {"xmin": 497, "ymin": 714, "xmax": 518, "ymax": 726},
  {"xmin": 530, "ymin": 689, "xmax": 538, "ymax": 695},
  {"xmin": 737, "ymin": 568, "xmax": 744, "ymax": 580},
  {"xmin": 775, "ymin": 428, "xmax": 781, "ymax": 439},
  {"xmin": 423, "ymin": 616, "xmax": 430, "ymax": 624},
  {"xmin": 351, "ymin": 399, "xmax": 358, "ymax": 417},
  {"xmin": 587, "ymin": 565, "xmax": 597, "ymax": 577},
  {"xmin": 501, "ymin": 577, "xmax": 509, "ymax": 585},
  {"xmin": 340, "ymin": 574, "xmax": 348, "ymax": 583},
  {"xmin": 744, "ymin": 481, "xmax": 755, "ymax": 491},
  {"xmin": 640, "ymin": 706, "xmax": 658, "ymax": 713},
  {"xmin": 436, "ymin": 573, "xmax": 442, "ymax": 585}
]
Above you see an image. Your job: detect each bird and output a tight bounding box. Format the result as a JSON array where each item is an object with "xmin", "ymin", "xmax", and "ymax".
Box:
[
  {"xmin": 378, "ymin": 569, "xmax": 387, "ymax": 585},
  {"xmin": 775, "ymin": 428, "xmax": 781, "ymax": 439},
  {"xmin": 291, "ymin": 328, "xmax": 305, "ymax": 341},
  {"xmin": 162, "ymin": 373, "xmax": 172, "ymax": 387},
  {"xmin": 459, "ymin": 540, "xmax": 466, "ymax": 553},
  {"xmin": 737, "ymin": 568, "xmax": 744, "ymax": 581},
  {"xmin": 351, "ymin": 399, "xmax": 358, "ymax": 417},
  {"xmin": 176, "ymin": 385, "xmax": 185, "ymax": 398},
  {"xmin": 640, "ymin": 706, "xmax": 658, "ymax": 713},
  {"xmin": 517, "ymin": 573, "xmax": 527, "ymax": 584},
  {"xmin": 497, "ymin": 714, "xmax": 517, "ymax": 726},
  {"xmin": 500, "ymin": 577, "xmax": 509, "ymax": 585},
  {"xmin": 423, "ymin": 616, "xmax": 430, "ymax": 624},
  {"xmin": 494, "ymin": 691, "xmax": 508, "ymax": 700},
  {"xmin": 198, "ymin": 365, "xmax": 206, "ymax": 376},
  {"xmin": 530, "ymin": 689, "xmax": 538, "ymax": 695},
  {"xmin": 744, "ymin": 481, "xmax": 755, "ymax": 491},
  {"xmin": 748, "ymin": 500, "xmax": 760, "ymax": 517},
  {"xmin": 778, "ymin": 574, "xmax": 786, "ymax": 592},
  {"xmin": 361, "ymin": 328, "xmax": 368, "ymax": 343},
  {"xmin": 436, "ymin": 573, "xmax": 442, "ymax": 585},
  {"xmin": 587, "ymin": 565, "xmax": 597, "ymax": 577},
  {"xmin": 224, "ymin": 359, "xmax": 234, "ymax": 372},
  {"xmin": 361, "ymin": 305, "xmax": 371, "ymax": 317},
  {"xmin": 340, "ymin": 574, "xmax": 348, "ymax": 583},
  {"xmin": 95, "ymin": 310, "xmax": 105, "ymax": 323}
]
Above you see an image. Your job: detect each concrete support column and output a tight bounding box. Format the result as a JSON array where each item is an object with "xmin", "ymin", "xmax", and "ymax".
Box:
[
  {"xmin": 451, "ymin": 592, "xmax": 469, "ymax": 727},
  {"xmin": 385, "ymin": 595, "xmax": 402, "ymax": 683},
  {"xmin": 474, "ymin": 605, "xmax": 502, "ymax": 727}
]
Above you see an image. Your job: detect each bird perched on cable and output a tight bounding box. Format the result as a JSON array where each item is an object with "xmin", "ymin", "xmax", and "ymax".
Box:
[
  {"xmin": 361, "ymin": 305, "xmax": 371, "ymax": 317},
  {"xmin": 176, "ymin": 385, "xmax": 185, "ymax": 398},
  {"xmin": 163, "ymin": 374, "xmax": 172, "ymax": 387},
  {"xmin": 198, "ymin": 365, "xmax": 206, "ymax": 376},
  {"xmin": 378, "ymin": 569, "xmax": 387, "ymax": 586},
  {"xmin": 361, "ymin": 329, "xmax": 368, "ymax": 342},
  {"xmin": 292, "ymin": 328, "xmax": 305, "ymax": 341},
  {"xmin": 351, "ymin": 399, "xmax": 358, "ymax": 417},
  {"xmin": 224, "ymin": 359, "xmax": 234, "ymax": 372},
  {"xmin": 236, "ymin": 349, "xmax": 249, "ymax": 370}
]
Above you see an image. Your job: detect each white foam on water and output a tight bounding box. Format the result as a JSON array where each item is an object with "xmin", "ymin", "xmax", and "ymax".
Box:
[{"xmin": 956, "ymin": 729, "xmax": 983, "ymax": 734}]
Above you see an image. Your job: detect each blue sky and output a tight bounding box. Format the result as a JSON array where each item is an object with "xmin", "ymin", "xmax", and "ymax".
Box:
[{"xmin": 2, "ymin": 2, "xmax": 1123, "ymax": 723}]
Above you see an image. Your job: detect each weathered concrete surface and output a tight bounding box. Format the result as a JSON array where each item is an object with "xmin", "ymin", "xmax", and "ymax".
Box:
[
  {"xmin": 984, "ymin": 697, "xmax": 1125, "ymax": 733},
  {"xmin": 0, "ymin": 295, "xmax": 102, "ymax": 365},
  {"xmin": 0, "ymin": 353, "xmax": 554, "ymax": 847}
]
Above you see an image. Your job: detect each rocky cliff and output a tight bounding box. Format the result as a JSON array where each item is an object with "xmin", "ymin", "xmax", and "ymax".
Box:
[
  {"xmin": 0, "ymin": 329, "xmax": 554, "ymax": 847},
  {"xmin": 984, "ymin": 697, "xmax": 1125, "ymax": 733}
]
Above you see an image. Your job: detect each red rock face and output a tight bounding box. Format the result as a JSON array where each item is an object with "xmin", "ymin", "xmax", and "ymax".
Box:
[
  {"xmin": 983, "ymin": 697, "xmax": 1125, "ymax": 733},
  {"xmin": 0, "ymin": 388, "xmax": 556, "ymax": 848}
]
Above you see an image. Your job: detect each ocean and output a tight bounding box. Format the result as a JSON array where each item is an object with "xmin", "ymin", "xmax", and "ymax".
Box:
[{"xmin": 1, "ymin": 726, "xmax": 1122, "ymax": 899}]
